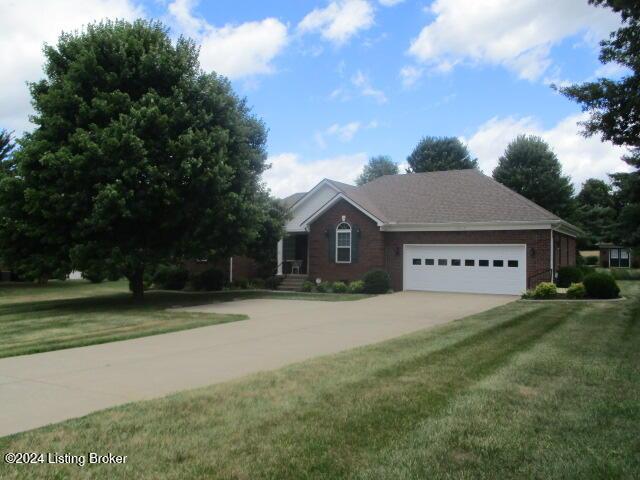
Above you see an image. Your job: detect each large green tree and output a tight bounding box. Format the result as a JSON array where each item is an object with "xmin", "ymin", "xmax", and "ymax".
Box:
[
  {"xmin": 0, "ymin": 20, "xmax": 274, "ymax": 298},
  {"xmin": 355, "ymin": 155, "xmax": 398, "ymax": 185},
  {"xmin": 0, "ymin": 129, "xmax": 14, "ymax": 173},
  {"xmin": 561, "ymin": 0, "xmax": 640, "ymax": 245},
  {"xmin": 492, "ymin": 135, "xmax": 575, "ymax": 219},
  {"xmin": 574, "ymin": 178, "xmax": 617, "ymax": 247},
  {"xmin": 406, "ymin": 136, "xmax": 478, "ymax": 173}
]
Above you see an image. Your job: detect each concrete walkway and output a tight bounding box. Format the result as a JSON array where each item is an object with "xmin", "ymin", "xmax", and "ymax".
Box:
[{"xmin": 0, "ymin": 291, "xmax": 515, "ymax": 437}]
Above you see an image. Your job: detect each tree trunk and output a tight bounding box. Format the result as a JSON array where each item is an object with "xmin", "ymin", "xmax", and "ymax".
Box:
[{"xmin": 129, "ymin": 268, "xmax": 145, "ymax": 301}]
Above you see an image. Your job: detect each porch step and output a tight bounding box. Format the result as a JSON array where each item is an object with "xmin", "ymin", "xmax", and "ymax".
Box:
[{"xmin": 278, "ymin": 275, "xmax": 308, "ymax": 291}]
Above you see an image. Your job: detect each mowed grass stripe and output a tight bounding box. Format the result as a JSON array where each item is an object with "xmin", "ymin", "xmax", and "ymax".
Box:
[
  {"xmin": 238, "ymin": 304, "xmax": 574, "ymax": 478},
  {"xmin": 355, "ymin": 289, "xmax": 640, "ymax": 479}
]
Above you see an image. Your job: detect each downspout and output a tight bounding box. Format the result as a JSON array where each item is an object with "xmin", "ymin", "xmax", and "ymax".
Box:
[
  {"xmin": 550, "ymin": 230, "xmax": 554, "ymax": 282},
  {"xmin": 229, "ymin": 257, "xmax": 233, "ymax": 284}
]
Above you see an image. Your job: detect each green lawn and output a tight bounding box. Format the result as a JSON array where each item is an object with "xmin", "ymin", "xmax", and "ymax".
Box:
[
  {"xmin": 1, "ymin": 283, "xmax": 638, "ymax": 479},
  {"xmin": 0, "ymin": 280, "xmax": 370, "ymax": 358}
]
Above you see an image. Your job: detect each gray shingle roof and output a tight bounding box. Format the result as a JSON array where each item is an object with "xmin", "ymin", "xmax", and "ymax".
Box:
[
  {"xmin": 297, "ymin": 170, "xmax": 562, "ymax": 225},
  {"xmin": 280, "ymin": 192, "xmax": 306, "ymax": 209}
]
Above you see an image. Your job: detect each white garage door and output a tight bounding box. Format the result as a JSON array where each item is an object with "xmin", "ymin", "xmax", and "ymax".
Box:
[{"xmin": 403, "ymin": 244, "xmax": 526, "ymax": 295}]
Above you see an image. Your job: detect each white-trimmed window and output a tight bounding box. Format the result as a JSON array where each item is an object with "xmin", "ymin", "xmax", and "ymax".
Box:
[{"xmin": 336, "ymin": 222, "xmax": 351, "ymax": 263}]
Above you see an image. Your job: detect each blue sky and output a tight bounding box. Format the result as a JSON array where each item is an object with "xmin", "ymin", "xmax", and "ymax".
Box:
[{"xmin": 0, "ymin": 0, "xmax": 632, "ymax": 197}]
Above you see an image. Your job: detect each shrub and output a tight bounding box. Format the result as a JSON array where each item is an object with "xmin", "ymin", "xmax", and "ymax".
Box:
[
  {"xmin": 82, "ymin": 270, "xmax": 105, "ymax": 284},
  {"xmin": 348, "ymin": 280, "xmax": 365, "ymax": 294},
  {"xmin": 363, "ymin": 269, "xmax": 390, "ymax": 294},
  {"xmin": 332, "ymin": 281, "xmax": 348, "ymax": 293},
  {"xmin": 264, "ymin": 276, "xmax": 282, "ymax": 290},
  {"xmin": 231, "ymin": 277, "xmax": 249, "ymax": 289},
  {"xmin": 316, "ymin": 281, "xmax": 332, "ymax": 293},
  {"xmin": 566, "ymin": 282, "xmax": 586, "ymax": 299},
  {"xmin": 607, "ymin": 268, "xmax": 640, "ymax": 281},
  {"xmin": 249, "ymin": 278, "xmax": 265, "ymax": 289},
  {"xmin": 521, "ymin": 289, "xmax": 535, "ymax": 299},
  {"xmin": 300, "ymin": 281, "xmax": 314, "ymax": 292},
  {"xmin": 578, "ymin": 265, "xmax": 596, "ymax": 277},
  {"xmin": 583, "ymin": 272, "xmax": 620, "ymax": 299},
  {"xmin": 107, "ymin": 271, "xmax": 122, "ymax": 281},
  {"xmin": 153, "ymin": 265, "xmax": 189, "ymax": 290},
  {"xmin": 533, "ymin": 282, "xmax": 557, "ymax": 299},
  {"xmin": 556, "ymin": 266, "xmax": 583, "ymax": 288},
  {"xmin": 192, "ymin": 268, "xmax": 226, "ymax": 291},
  {"xmin": 584, "ymin": 255, "xmax": 599, "ymax": 266}
]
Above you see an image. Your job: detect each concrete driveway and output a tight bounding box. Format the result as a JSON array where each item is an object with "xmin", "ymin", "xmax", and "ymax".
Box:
[{"xmin": 0, "ymin": 291, "xmax": 515, "ymax": 437}]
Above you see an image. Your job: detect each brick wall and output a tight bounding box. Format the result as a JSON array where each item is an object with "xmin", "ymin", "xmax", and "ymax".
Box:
[
  {"xmin": 553, "ymin": 232, "xmax": 577, "ymax": 274},
  {"xmin": 384, "ymin": 230, "xmax": 554, "ymax": 291},
  {"xmin": 308, "ymin": 199, "xmax": 384, "ymax": 282},
  {"xmin": 308, "ymin": 201, "xmax": 574, "ymax": 291}
]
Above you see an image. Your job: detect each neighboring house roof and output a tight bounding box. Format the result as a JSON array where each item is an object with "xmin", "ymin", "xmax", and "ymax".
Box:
[
  {"xmin": 287, "ymin": 169, "xmax": 581, "ymax": 235},
  {"xmin": 597, "ymin": 243, "xmax": 627, "ymax": 248}
]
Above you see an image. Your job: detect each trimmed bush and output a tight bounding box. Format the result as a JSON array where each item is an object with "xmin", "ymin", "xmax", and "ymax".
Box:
[
  {"xmin": 153, "ymin": 265, "xmax": 189, "ymax": 290},
  {"xmin": 332, "ymin": 281, "xmax": 348, "ymax": 293},
  {"xmin": 566, "ymin": 282, "xmax": 586, "ymax": 299},
  {"xmin": 583, "ymin": 272, "xmax": 620, "ymax": 299},
  {"xmin": 556, "ymin": 266, "xmax": 583, "ymax": 288},
  {"xmin": 231, "ymin": 277, "xmax": 249, "ymax": 289},
  {"xmin": 301, "ymin": 281, "xmax": 314, "ymax": 292},
  {"xmin": 363, "ymin": 269, "xmax": 390, "ymax": 294},
  {"xmin": 584, "ymin": 256, "xmax": 599, "ymax": 266},
  {"xmin": 264, "ymin": 276, "xmax": 282, "ymax": 290},
  {"xmin": 192, "ymin": 268, "xmax": 226, "ymax": 291},
  {"xmin": 316, "ymin": 281, "xmax": 332, "ymax": 293},
  {"xmin": 348, "ymin": 280, "xmax": 365, "ymax": 294},
  {"xmin": 533, "ymin": 282, "xmax": 557, "ymax": 299}
]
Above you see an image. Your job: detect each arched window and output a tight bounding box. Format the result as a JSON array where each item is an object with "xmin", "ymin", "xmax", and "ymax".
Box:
[{"xmin": 336, "ymin": 222, "xmax": 351, "ymax": 263}]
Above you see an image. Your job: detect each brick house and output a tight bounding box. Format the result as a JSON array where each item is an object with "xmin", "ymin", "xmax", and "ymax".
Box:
[{"xmin": 277, "ymin": 169, "xmax": 580, "ymax": 295}]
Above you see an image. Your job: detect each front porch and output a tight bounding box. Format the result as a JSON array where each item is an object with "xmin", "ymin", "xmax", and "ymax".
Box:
[{"xmin": 277, "ymin": 233, "xmax": 309, "ymax": 276}]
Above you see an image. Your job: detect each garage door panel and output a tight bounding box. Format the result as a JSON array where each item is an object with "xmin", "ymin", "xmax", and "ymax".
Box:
[{"xmin": 404, "ymin": 245, "xmax": 526, "ymax": 295}]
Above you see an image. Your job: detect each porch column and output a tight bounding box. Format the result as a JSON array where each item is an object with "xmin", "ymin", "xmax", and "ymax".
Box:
[{"xmin": 277, "ymin": 238, "xmax": 283, "ymax": 275}]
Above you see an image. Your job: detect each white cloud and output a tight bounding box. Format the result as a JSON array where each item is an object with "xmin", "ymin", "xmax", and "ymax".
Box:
[
  {"xmin": 463, "ymin": 113, "xmax": 631, "ymax": 188},
  {"xmin": 379, "ymin": 0, "xmax": 404, "ymax": 6},
  {"xmin": 169, "ymin": 0, "xmax": 288, "ymax": 79},
  {"xmin": 314, "ymin": 119, "xmax": 379, "ymax": 148},
  {"xmin": 329, "ymin": 87, "xmax": 351, "ymax": 102},
  {"xmin": 594, "ymin": 62, "xmax": 632, "ymax": 79},
  {"xmin": 399, "ymin": 65, "xmax": 423, "ymax": 87},
  {"xmin": 0, "ymin": 0, "xmax": 143, "ymax": 134},
  {"xmin": 408, "ymin": 0, "xmax": 621, "ymax": 81},
  {"xmin": 264, "ymin": 152, "xmax": 368, "ymax": 197},
  {"xmin": 298, "ymin": 0, "xmax": 374, "ymax": 45},
  {"xmin": 351, "ymin": 70, "xmax": 387, "ymax": 103},
  {"xmin": 317, "ymin": 122, "xmax": 362, "ymax": 146}
]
